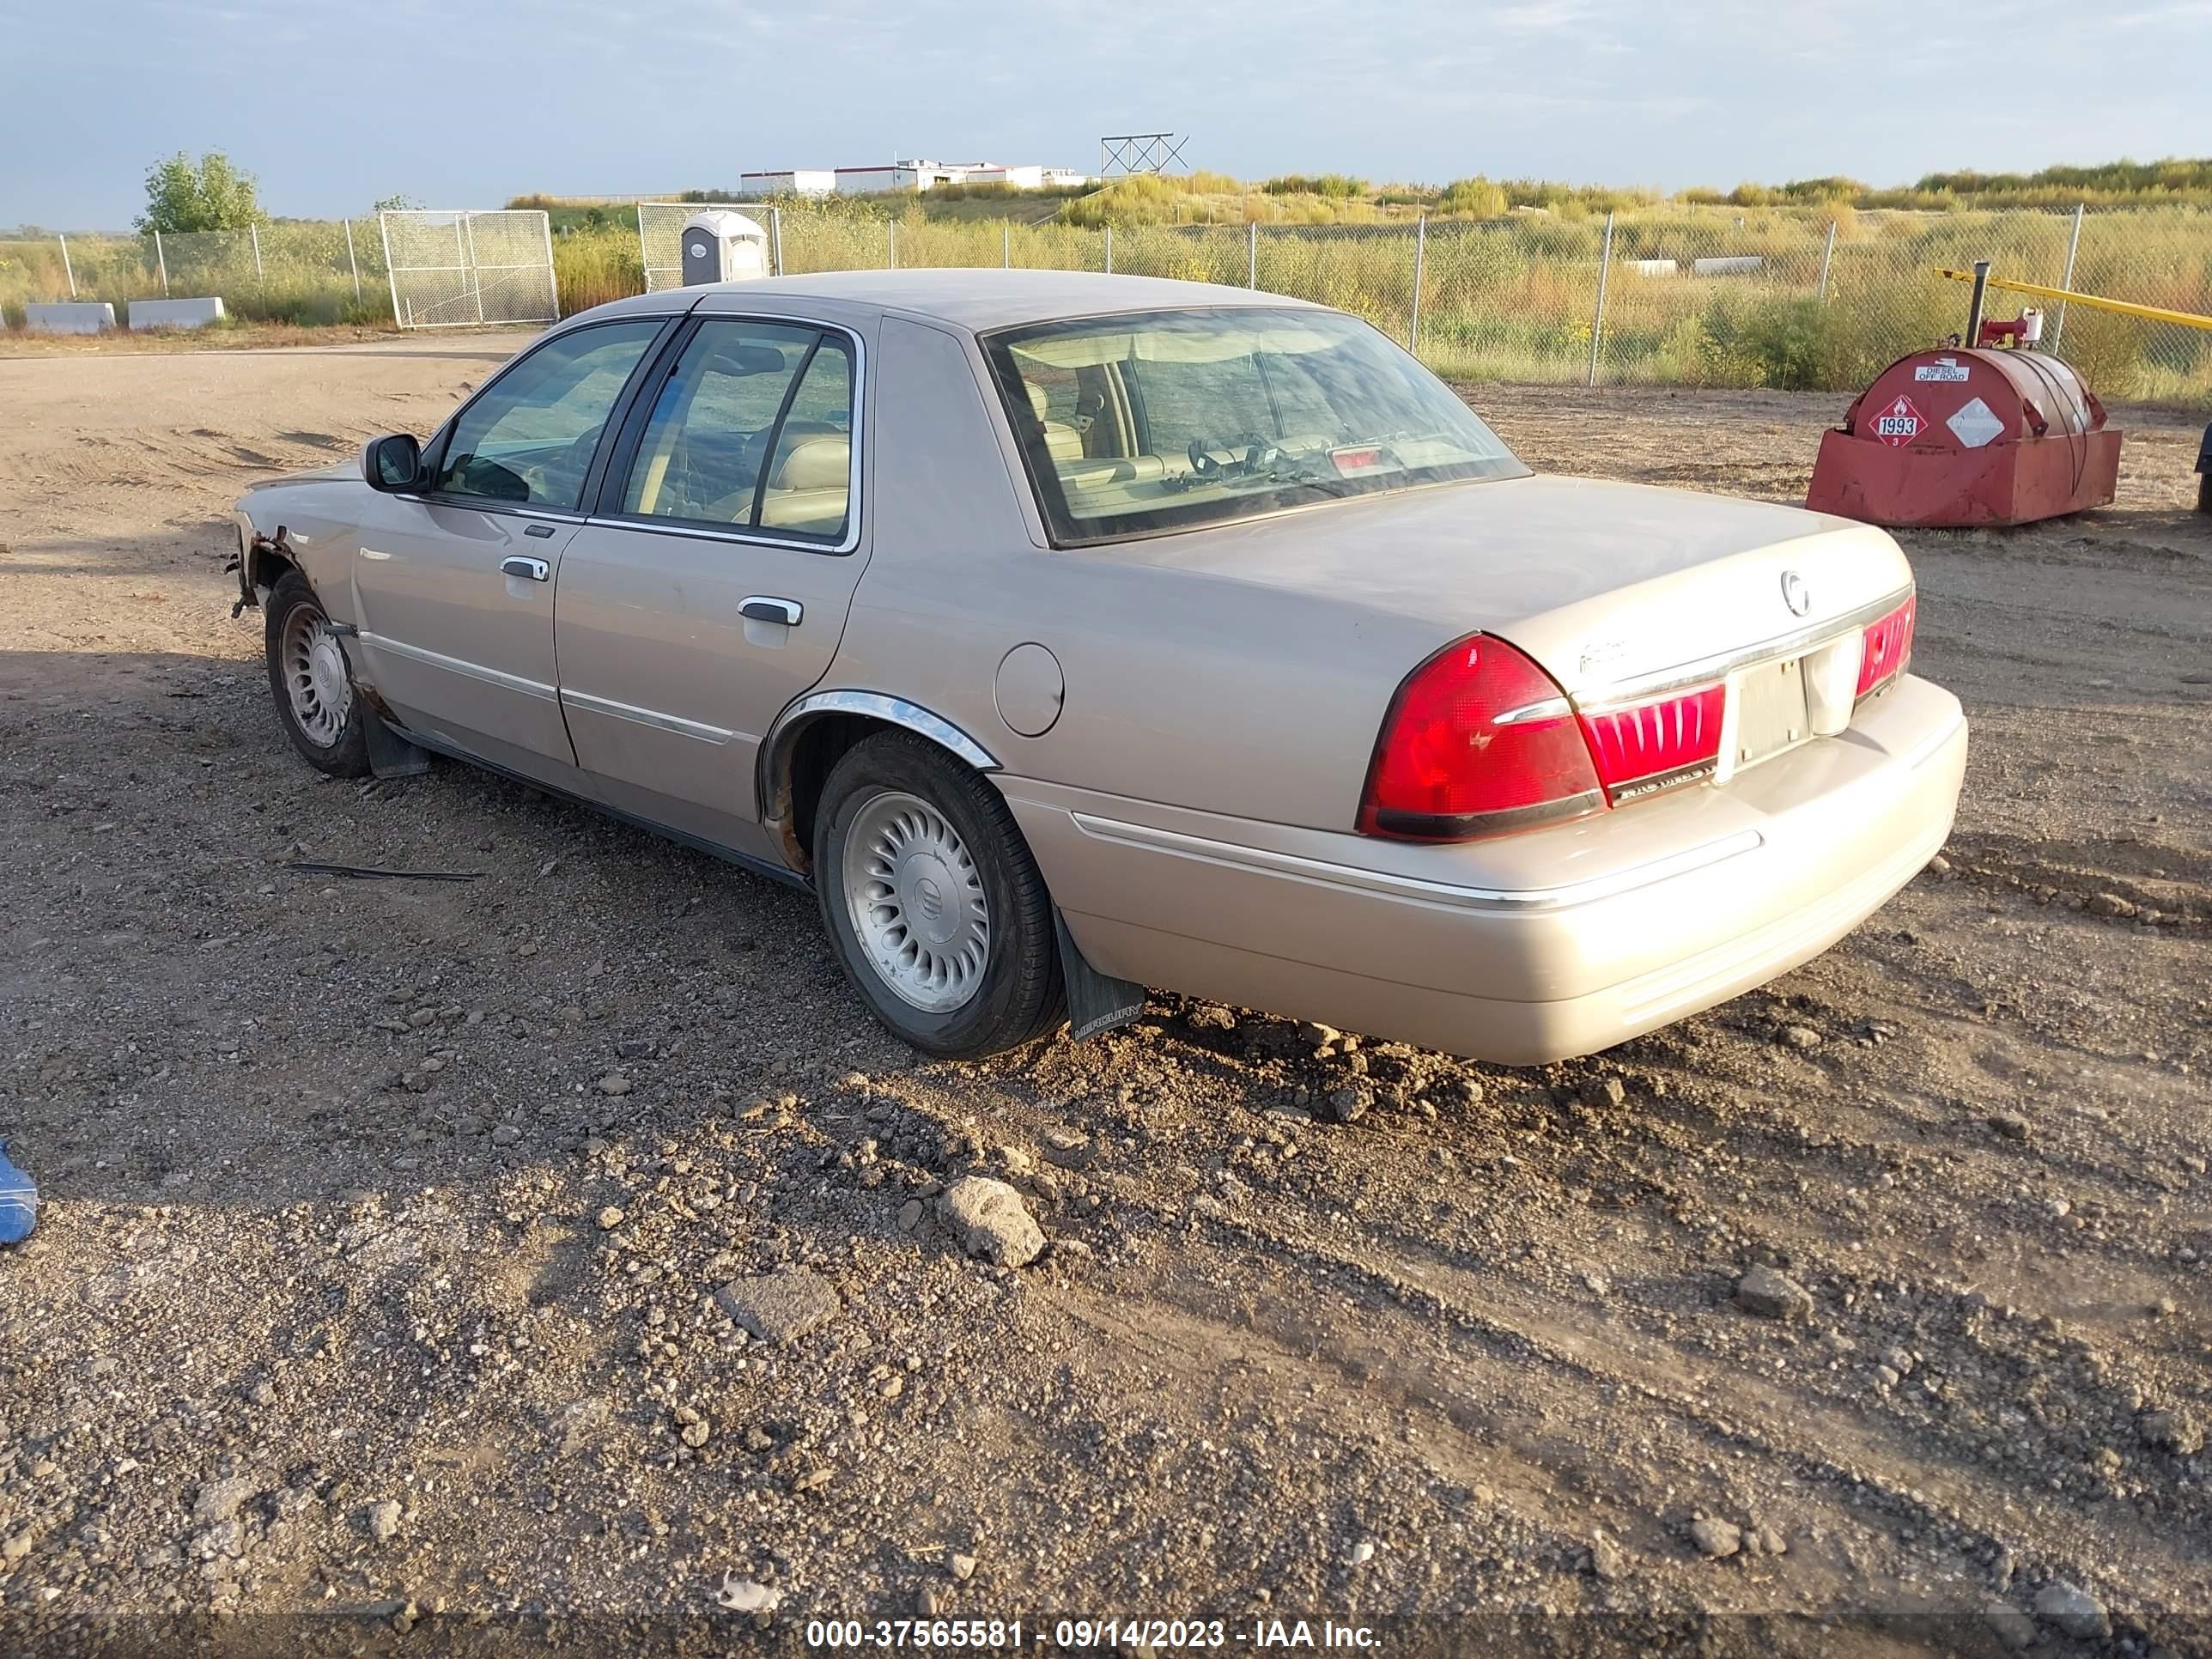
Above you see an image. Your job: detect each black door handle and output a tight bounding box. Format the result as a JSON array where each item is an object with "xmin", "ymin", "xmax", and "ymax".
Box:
[{"xmin": 501, "ymin": 556, "xmax": 550, "ymax": 582}]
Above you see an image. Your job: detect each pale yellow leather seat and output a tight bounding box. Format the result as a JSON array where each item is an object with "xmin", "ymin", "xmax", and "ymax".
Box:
[
  {"xmin": 1027, "ymin": 384, "xmax": 1085, "ymax": 462},
  {"xmin": 757, "ymin": 435, "xmax": 851, "ymax": 537}
]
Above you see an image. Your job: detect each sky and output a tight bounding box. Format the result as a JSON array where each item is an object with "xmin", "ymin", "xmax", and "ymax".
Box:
[{"xmin": 3, "ymin": 0, "xmax": 2209, "ymax": 229}]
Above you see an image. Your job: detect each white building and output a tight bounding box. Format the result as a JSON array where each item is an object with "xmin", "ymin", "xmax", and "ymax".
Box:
[
  {"xmin": 833, "ymin": 160, "xmax": 969, "ymax": 194},
  {"xmin": 738, "ymin": 160, "xmax": 1087, "ymax": 197},
  {"xmin": 738, "ymin": 168, "xmax": 836, "ymax": 198}
]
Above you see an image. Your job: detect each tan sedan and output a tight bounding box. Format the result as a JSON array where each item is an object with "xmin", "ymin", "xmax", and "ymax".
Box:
[{"xmin": 233, "ymin": 270, "xmax": 1965, "ymax": 1062}]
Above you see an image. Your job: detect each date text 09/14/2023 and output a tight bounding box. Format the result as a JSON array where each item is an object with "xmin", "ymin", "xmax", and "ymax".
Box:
[{"xmin": 801, "ymin": 1618, "xmax": 1382, "ymax": 1649}]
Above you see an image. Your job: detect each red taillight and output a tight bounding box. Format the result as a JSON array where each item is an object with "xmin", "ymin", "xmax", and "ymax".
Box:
[
  {"xmin": 1856, "ymin": 595, "xmax": 1917, "ymax": 697},
  {"xmin": 1358, "ymin": 635, "xmax": 1606, "ymax": 841},
  {"xmin": 1577, "ymin": 684, "xmax": 1726, "ymax": 800}
]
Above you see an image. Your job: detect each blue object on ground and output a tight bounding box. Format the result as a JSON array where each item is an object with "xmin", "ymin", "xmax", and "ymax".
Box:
[{"xmin": 0, "ymin": 1141, "xmax": 35, "ymax": 1244}]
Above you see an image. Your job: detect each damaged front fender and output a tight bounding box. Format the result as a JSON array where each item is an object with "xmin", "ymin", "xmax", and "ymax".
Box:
[{"xmin": 228, "ymin": 514, "xmax": 296, "ymax": 619}]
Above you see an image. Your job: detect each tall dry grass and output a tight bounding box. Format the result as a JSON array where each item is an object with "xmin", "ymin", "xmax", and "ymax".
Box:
[{"xmin": 9, "ymin": 197, "xmax": 2208, "ymax": 404}]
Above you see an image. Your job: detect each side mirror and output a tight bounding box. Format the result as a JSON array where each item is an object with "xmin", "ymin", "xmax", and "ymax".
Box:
[{"xmin": 362, "ymin": 433, "xmax": 424, "ymax": 492}]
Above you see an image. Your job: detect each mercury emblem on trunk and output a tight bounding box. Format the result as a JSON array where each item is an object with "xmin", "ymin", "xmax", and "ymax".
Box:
[{"xmin": 1780, "ymin": 570, "xmax": 1813, "ymax": 617}]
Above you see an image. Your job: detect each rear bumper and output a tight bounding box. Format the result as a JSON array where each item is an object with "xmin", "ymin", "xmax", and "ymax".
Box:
[{"xmin": 1004, "ymin": 674, "xmax": 1967, "ymax": 1064}]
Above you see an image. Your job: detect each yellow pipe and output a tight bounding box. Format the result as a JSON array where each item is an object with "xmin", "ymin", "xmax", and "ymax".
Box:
[{"xmin": 1936, "ymin": 267, "xmax": 2212, "ymax": 333}]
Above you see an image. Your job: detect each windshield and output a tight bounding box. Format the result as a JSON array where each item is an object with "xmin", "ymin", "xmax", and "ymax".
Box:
[{"xmin": 981, "ymin": 307, "xmax": 1528, "ymax": 547}]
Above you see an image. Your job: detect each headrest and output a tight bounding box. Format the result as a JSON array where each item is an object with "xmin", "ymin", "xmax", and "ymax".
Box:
[
  {"xmin": 771, "ymin": 436, "xmax": 850, "ymax": 491},
  {"xmin": 1027, "ymin": 382, "xmax": 1051, "ymax": 421}
]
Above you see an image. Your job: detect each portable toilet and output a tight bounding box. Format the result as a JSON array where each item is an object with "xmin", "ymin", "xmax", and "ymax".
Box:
[{"xmin": 682, "ymin": 210, "xmax": 770, "ymax": 284}]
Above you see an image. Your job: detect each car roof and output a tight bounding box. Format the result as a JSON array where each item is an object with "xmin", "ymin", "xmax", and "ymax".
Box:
[{"xmin": 571, "ymin": 269, "xmax": 1323, "ymax": 333}]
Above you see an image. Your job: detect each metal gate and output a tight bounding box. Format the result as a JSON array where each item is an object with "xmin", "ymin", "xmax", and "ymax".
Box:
[
  {"xmin": 380, "ymin": 210, "xmax": 558, "ymax": 327},
  {"xmin": 636, "ymin": 202, "xmax": 691, "ymax": 293}
]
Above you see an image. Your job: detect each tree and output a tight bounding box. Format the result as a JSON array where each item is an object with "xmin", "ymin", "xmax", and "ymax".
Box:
[
  {"xmin": 373, "ymin": 194, "xmax": 422, "ymax": 213},
  {"xmin": 137, "ymin": 151, "xmax": 266, "ymax": 234}
]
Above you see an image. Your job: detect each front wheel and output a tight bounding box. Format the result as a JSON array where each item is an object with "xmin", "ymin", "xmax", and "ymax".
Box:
[
  {"xmin": 264, "ymin": 570, "xmax": 371, "ymax": 777},
  {"xmin": 814, "ymin": 732, "xmax": 1065, "ymax": 1058}
]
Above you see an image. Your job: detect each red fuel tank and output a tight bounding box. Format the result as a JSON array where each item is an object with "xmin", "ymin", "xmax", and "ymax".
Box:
[{"xmin": 1804, "ymin": 348, "xmax": 2121, "ymax": 528}]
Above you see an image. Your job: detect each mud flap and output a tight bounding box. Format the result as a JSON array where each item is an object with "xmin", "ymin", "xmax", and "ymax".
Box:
[
  {"xmin": 362, "ymin": 710, "xmax": 431, "ymax": 779},
  {"xmin": 1054, "ymin": 909, "xmax": 1146, "ymax": 1041}
]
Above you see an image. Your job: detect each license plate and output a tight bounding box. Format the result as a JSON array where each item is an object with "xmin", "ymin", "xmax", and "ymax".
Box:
[{"xmin": 1720, "ymin": 656, "xmax": 1810, "ymax": 780}]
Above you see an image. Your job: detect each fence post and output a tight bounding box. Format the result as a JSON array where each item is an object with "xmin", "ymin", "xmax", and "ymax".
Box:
[
  {"xmin": 154, "ymin": 229, "xmax": 169, "ymax": 297},
  {"xmin": 2051, "ymin": 203, "xmax": 2085, "ymax": 354},
  {"xmin": 888, "ymin": 221, "xmax": 896, "ymax": 270},
  {"xmin": 1104, "ymin": 223, "xmax": 1113, "ymax": 275},
  {"xmin": 1816, "ymin": 220, "xmax": 1837, "ymax": 301},
  {"xmin": 1002, "ymin": 223, "xmax": 1010, "ymax": 269},
  {"xmin": 1409, "ymin": 214, "xmax": 1427, "ymax": 354},
  {"xmin": 58, "ymin": 234, "xmax": 76, "ymax": 299},
  {"xmin": 251, "ymin": 223, "xmax": 263, "ymax": 277},
  {"xmin": 379, "ymin": 213, "xmax": 403, "ymax": 328},
  {"xmin": 1248, "ymin": 221, "xmax": 1258, "ymax": 289},
  {"xmin": 635, "ymin": 202, "xmax": 649, "ymax": 289},
  {"xmin": 539, "ymin": 210, "xmax": 559, "ymax": 320},
  {"xmin": 770, "ymin": 205, "xmax": 783, "ymax": 277},
  {"xmin": 1586, "ymin": 211, "xmax": 1613, "ymax": 386},
  {"xmin": 343, "ymin": 219, "xmax": 362, "ymax": 302},
  {"xmin": 461, "ymin": 214, "xmax": 485, "ymax": 325}
]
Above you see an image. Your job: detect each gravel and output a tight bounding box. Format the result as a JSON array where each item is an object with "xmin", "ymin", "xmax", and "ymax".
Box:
[{"xmin": 2, "ymin": 358, "xmax": 2207, "ymax": 1654}]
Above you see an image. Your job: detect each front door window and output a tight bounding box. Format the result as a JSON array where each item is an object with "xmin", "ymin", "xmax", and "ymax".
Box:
[{"xmin": 433, "ymin": 320, "xmax": 663, "ymax": 510}]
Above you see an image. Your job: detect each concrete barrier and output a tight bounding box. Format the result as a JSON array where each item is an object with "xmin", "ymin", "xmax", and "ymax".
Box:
[
  {"xmin": 1691, "ymin": 256, "xmax": 1765, "ymax": 277},
  {"xmin": 1628, "ymin": 258, "xmax": 1678, "ymax": 278},
  {"xmin": 24, "ymin": 301, "xmax": 117, "ymax": 334},
  {"xmin": 128, "ymin": 297, "xmax": 227, "ymax": 331}
]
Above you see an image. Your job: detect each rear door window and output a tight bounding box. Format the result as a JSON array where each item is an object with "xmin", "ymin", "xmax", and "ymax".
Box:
[{"xmin": 611, "ymin": 319, "xmax": 855, "ymax": 544}]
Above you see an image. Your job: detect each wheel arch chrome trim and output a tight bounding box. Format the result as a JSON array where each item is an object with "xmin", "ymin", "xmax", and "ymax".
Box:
[{"xmin": 757, "ymin": 690, "xmax": 1002, "ymax": 865}]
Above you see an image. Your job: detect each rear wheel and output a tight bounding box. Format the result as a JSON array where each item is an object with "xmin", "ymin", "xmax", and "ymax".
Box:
[
  {"xmin": 814, "ymin": 732, "xmax": 1064, "ymax": 1058},
  {"xmin": 264, "ymin": 570, "xmax": 370, "ymax": 777}
]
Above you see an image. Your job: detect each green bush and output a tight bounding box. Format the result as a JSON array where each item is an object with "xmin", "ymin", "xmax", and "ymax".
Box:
[
  {"xmin": 1437, "ymin": 177, "xmax": 1508, "ymax": 218},
  {"xmin": 1262, "ymin": 173, "xmax": 1369, "ymax": 198}
]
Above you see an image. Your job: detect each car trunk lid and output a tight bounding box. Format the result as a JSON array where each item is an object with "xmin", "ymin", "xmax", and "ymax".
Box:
[{"xmin": 1116, "ymin": 473, "xmax": 1914, "ymax": 701}]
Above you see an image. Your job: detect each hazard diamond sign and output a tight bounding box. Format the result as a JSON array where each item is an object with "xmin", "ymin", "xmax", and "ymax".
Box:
[{"xmin": 1869, "ymin": 392, "xmax": 1929, "ymax": 447}]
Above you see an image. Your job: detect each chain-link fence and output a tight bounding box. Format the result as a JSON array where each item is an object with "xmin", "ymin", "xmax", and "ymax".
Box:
[
  {"xmin": 6, "ymin": 198, "xmax": 2208, "ymax": 402},
  {"xmin": 751, "ymin": 200, "xmax": 2212, "ymax": 405},
  {"xmin": 0, "ymin": 221, "xmax": 389, "ymax": 325},
  {"xmin": 380, "ymin": 210, "xmax": 557, "ymax": 328},
  {"xmin": 636, "ymin": 202, "xmax": 697, "ymax": 291}
]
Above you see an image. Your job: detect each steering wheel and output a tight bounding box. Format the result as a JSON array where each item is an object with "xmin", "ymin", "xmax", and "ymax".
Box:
[{"xmin": 542, "ymin": 428, "xmax": 604, "ymax": 498}]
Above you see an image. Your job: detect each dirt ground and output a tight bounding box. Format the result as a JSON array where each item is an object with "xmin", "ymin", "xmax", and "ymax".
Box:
[{"xmin": 1, "ymin": 332, "xmax": 2208, "ymax": 1658}]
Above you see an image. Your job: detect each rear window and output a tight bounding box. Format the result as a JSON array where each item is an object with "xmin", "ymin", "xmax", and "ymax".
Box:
[{"xmin": 981, "ymin": 307, "xmax": 1527, "ymax": 546}]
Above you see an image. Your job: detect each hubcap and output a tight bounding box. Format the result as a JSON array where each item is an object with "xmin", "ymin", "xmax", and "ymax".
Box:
[
  {"xmin": 842, "ymin": 790, "xmax": 990, "ymax": 1014},
  {"xmin": 281, "ymin": 602, "xmax": 353, "ymax": 748}
]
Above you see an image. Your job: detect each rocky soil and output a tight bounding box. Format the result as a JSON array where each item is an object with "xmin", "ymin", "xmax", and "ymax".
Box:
[{"xmin": 0, "ymin": 335, "xmax": 2207, "ymax": 1656}]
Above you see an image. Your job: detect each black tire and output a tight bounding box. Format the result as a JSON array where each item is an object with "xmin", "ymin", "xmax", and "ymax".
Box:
[
  {"xmin": 264, "ymin": 569, "xmax": 371, "ymax": 778},
  {"xmin": 814, "ymin": 731, "xmax": 1066, "ymax": 1058}
]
